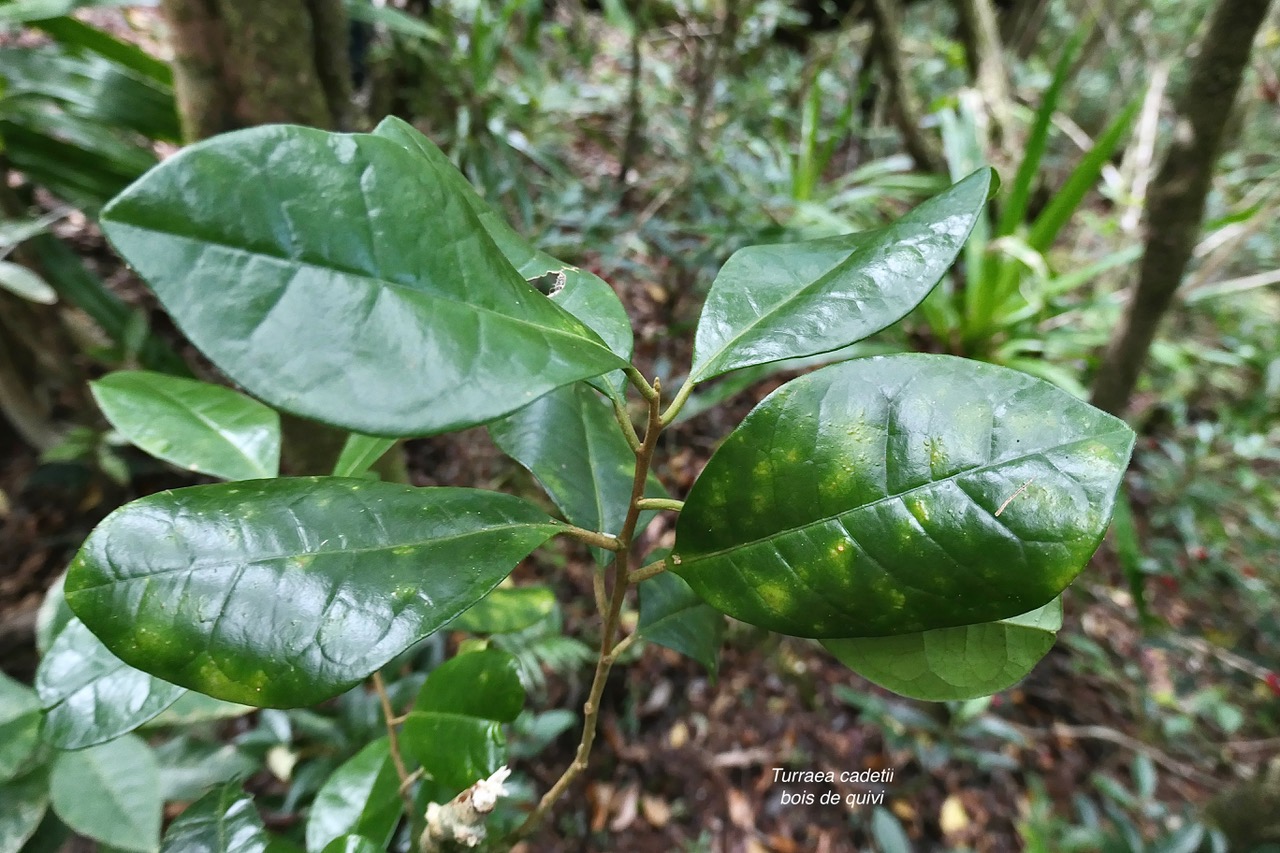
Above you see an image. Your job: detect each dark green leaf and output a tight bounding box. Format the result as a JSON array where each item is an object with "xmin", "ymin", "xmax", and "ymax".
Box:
[
  {"xmin": 0, "ymin": 766, "xmax": 49, "ymax": 853},
  {"xmin": 65, "ymin": 478, "xmax": 561, "ymax": 707},
  {"xmin": 450, "ymin": 585, "xmax": 556, "ymax": 634},
  {"xmin": 672, "ymin": 354, "xmax": 1134, "ymax": 638},
  {"xmin": 100, "ymin": 125, "xmax": 626, "ymax": 438},
  {"xmin": 305, "ymin": 738, "xmax": 401, "ymax": 853},
  {"xmin": 638, "ymin": 572, "xmax": 724, "ymax": 677},
  {"xmin": 36, "ymin": 618, "xmax": 185, "ymax": 749},
  {"xmin": 160, "ymin": 784, "xmax": 269, "ymax": 853},
  {"xmin": 823, "ymin": 598, "xmax": 1062, "ymax": 701},
  {"xmin": 689, "ymin": 169, "xmax": 990, "ymax": 382},
  {"xmin": 50, "ymin": 734, "xmax": 161, "ymax": 853},
  {"xmin": 373, "ymin": 117, "xmax": 634, "ymax": 366},
  {"xmin": 490, "ymin": 383, "xmax": 663, "ymax": 560},
  {"xmin": 401, "ymin": 713, "xmax": 504, "ymax": 793},
  {"xmin": 0, "ymin": 673, "xmax": 42, "ymax": 783},
  {"xmin": 413, "ymin": 649, "xmax": 525, "ymax": 723},
  {"xmin": 91, "ymin": 371, "xmax": 280, "ymax": 480}
]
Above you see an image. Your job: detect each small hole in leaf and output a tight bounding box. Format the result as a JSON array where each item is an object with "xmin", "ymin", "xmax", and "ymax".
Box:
[{"xmin": 528, "ymin": 270, "xmax": 566, "ymax": 297}]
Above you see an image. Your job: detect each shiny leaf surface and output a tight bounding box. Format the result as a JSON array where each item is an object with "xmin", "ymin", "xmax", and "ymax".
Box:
[
  {"xmin": 823, "ymin": 598, "xmax": 1062, "ymax": 700},
  {"xmin": 65, "ymin": 478, "xmax": 561, "ymax": 707},
  {"xmin": 90, "ymin": 371, "xmax": 280, "ymax": 480},
  {"xmin": 50, "ymin": 735, "xmax": 161, "ymax": 853},
  {"xmin": 401, "ymin": 713, "xmax": 504, "ymax": 794},
  {"xmin": 373, "ymin": 117, "xmax": 633, "ymax": 366},
  {"xmin": 490, "ymin": 383, "xmax": 663, "ymax": 560},
  {"xmin": 413, "ymin": 649, "xmax": 525, "ymax": 723},
  {"xmin": 690, "ymin": 169, "xmax": 990, "ymax": 382},
  {"xmin": 305, "ymin": 739, "xmax": 401, "ymax": 853},
  {"xmin": 638, "ymin": 572, "xmax": 724, "ymax": 677},
  {"xmin": 36, "ymin": 618, "xmax": 185, "ymax": 749},
  {"xmin": 100, "ymin": 125, "xmax": 626, "ymax": 437},
  {"xmin": 160, "ymin": 784, "xmax": 270, "ymax": 853},
  {"xmin": 673, "ymin": 355, "xmax": 1134, "ymax": 638},
  {"xmin": 450, "ymin": 585, "xmax": 556, "ymax": 634}
]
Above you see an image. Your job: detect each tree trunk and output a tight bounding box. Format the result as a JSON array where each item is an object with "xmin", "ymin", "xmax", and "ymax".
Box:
[
  {"xmin": 953, "ymin": 0, "xmax": 1011, "ymax": 139},
  {"xmin": 161, "ymin": 0, "xmax": 353, "ymax": 139},
  {"xmin": 866, "ymin": 0, "xmax": 946, "ymax": 174},
  {"xmin": 1090, "ymin": 0, "xmax": 1273, "ymax": 416}
]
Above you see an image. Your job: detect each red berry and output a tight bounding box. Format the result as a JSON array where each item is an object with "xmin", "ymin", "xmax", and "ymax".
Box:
[{"xmin": 1265, "ymin": 672, "xmax": 1280, "ymax": 697}]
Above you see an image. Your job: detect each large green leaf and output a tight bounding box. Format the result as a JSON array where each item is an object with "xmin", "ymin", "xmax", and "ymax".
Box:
[
  {"xmin": 672, "ymin": 355, "xmax": 1134, "ymax": 638},
  {"xmin": 823, "ymin": 598, "xmax": 1062, "ymax": 701},
  {"xmin": 99, "ymin": 125, "xmax": 626, "ymax": 438},
  {"xmin": 91, "ymin": 371, "xmax": 280, "ymax": 481},
  {"xmin": 36, "ymin": 618, "xmax": 185, "ymax": 749},
  {"xmin": 50, "ymin": 734, "xmax": 161, "ymax": 853},
  {"xmin": 160, "ymin": 784, "xmax": 269, "ymax": 853},
  {"xmin": 689, "ymin": 169, "xmax": 990, "ymax": 382},
  {"xmin": 0, "ymin": 767, "xmax": 49, "ymax": 853},
  {"xmin": 372, "ymin": 116, "xmax": 634, "ymax": 366},
  {"xmin": 638, "ymin": 571, "xmax": 724, "ymax": 677},
  {"xmin": 0, "ymin": 673, "xmax": 42, "ymax": 783},
  {"xmin": 489, "ymin": 383, "xmax": 663, "ymax": 560},
  {"xmin": 305, "ymin": 738, "xmax": 401, "ymax": 853},
  {"xmin": 64, "ymin": 478, "xmax": 561, "ymax": 707},
  {"xmin": 413, "ymin": 649, "xmax": 525, "ymax": 723}
]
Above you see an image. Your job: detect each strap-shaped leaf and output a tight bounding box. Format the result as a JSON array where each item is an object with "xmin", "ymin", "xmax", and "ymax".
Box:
[
  {"xmin": 64, "ymin": 478, "xmax": 561, "ymax": 707},
  {"xmin": 100, "ymin": 125, "xmax": 626, "ymax": 438},
  {"xmin": 161, "ymin": 784, "xmax": 270, "ymax": 853},
  {"xmin": 373, "ymin": 117, "xmax": 634, "ymax": 365},
  {"xmin": 332, "ymin": 433, "xmax": 396, "ymax": 478},
  {"xmin": 672, "ymin": 355, "xmax": 1134, "ymax": 638},
  {"xmin": 489, "ymin": 382, "xmax": 664, "ymax": 561},
  {"xmin": 36, "ymin": 618, "xmax": 185, "ymax": 750},
  {"xmin": 823, "ymin": 598, "xmax": 1062, "ymax": 701},
  {"xmin": 689, "ymin": 169, "xmax": 991, "ymax": 383},
  {"xmin": 91, "ymin": 371, "xmax": 280, "ymax": 481}
]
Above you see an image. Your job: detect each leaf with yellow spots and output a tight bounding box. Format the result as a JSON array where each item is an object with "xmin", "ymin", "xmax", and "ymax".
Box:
[
  {"xmin": 672, "ymin": 355, "xmax": 1133, "ymax": 641},
  {"xmin": 64, "ymin": 478, "xmax": 561, "ymax": 707}
]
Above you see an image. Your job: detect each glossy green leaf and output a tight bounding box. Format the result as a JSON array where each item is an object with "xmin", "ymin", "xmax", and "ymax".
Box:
[
  {"xmin": 305, "ymin": 738, "xmax": 401, "ymax": 853},
  {"xmin": 401, "ymin": 713, "xmax": 504, "ymax": 793},
  {"xmin": 373, "ymin": 116, "xmax": 633, "ymax": 365},
  {"xmin": 414, "ymin": 649, "xmax": 525, "ymax": 723},
  {"xmin": 823, "ymin": 598, "xmax": 1062, "ymax": 701},
  {"xmin": 147, "ymin": 692, "xmax": 252, "ymax": 726},
  {"xmin": 36, "ymin": 618, "xmax": 185, "ymax": 749},
  {"xmin": 160, "ymin": 784, "xmax": 269, "ymax": 853},
  {"xmin": 450, "ymin": 585, "xmax": 557, "ymax": 634},
  {"xmin": 638, "ymin": 572, "xmax": 725, "ymax": 677},
  {"xmin": 320, "ymin": 836, "xmax": 381, "ymax": 853},
  {"xmin": 65, "ymin": 478, "xmax": 561, "ymax": 707},
  {"xmin": 672, "ymin": 354, "xmax": 1134, "ymax": 638},
  {"xmin": 332, "ymin": 434, "xmax": 397, "ymax": 478},
  {"xmin": 90, "ymin": 371, "xmax": 280, "ymax": 480},
  {"xmin": 153, "ymin": 738, "xmax": 257, "ymax": 803},
  {"xmin": 50, "ymin": 734, "xmax": 161, "ymax": 853},
  {"xmin": 100, "ymin": 125, "xmax": 626, "ymax": 438},
  {"xmin": 490, "ymin": 383, "xmax": 663, "ymax": 560},
  {"xmin": 0, "ymin": 767, "xmax": 49, "ymax": 853},
  {"xmin": 0, "ymin": 673, "xmax": 42, "ymax": 783},
  {"xmin": 689, "ymin": 169, "xmax": 990, "ymax": 382}
]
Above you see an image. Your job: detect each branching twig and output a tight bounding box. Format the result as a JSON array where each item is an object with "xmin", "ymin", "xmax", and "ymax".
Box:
[{"xmin": 373, "ymin": 672, "xmax": 417, "ymax": 819}]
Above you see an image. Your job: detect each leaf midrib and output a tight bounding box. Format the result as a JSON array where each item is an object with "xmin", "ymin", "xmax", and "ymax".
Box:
[{"xmin": 678, "ymin": 428, "xmax": 1130, "ymax": 562}]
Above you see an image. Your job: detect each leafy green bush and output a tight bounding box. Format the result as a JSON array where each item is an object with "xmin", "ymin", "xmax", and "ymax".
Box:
[{"xmin": 9, "ymin": 118, "xmax": 1134, "ymax": 850}]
